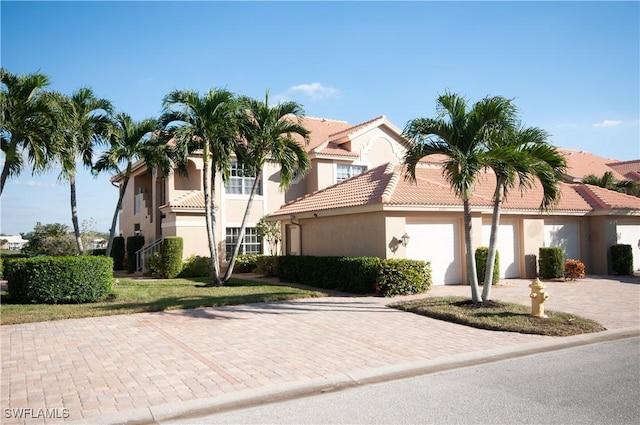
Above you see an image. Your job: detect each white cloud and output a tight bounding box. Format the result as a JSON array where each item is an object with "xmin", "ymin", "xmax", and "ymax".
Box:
[
  {"xmin": 288, "ymin": 82, "xmax": 340, "ymax": 100},
  {"xmin": 593, "ymin": 119, "xmax": 623, "ymax": 128},
  {"xmin": 10, "ymin": 180, "xmax": 57, "ymax": 188}
]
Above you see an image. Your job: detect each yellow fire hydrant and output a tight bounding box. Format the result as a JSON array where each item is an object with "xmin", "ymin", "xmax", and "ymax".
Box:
[{"xmin": 529, "ymin": 278, "xmax": 549, "ymax": 318}]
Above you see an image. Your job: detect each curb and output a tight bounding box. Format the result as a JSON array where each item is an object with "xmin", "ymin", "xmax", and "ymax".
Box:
[{"xmin": 69, "ymin": 326, "xmax": 640, "ymax": 425}]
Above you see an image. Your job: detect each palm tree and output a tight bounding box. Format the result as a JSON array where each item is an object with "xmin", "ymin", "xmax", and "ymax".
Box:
[
  {"xmin": 52, "ymin": 88, "xmax": 113, "ymax": 255},
  {"xmin": 0, "ymin": 69, "xmax": 57, "ymax": 196},
  {"xmin": 93, "ymin": 112, "xmax": 170, "ymax": 257},
  {"xmin": 403, "ymin": 91, "xmax": 517, "ymax": 303},
  {"xmin": 481, "ymin": 126, "xmax": 567, "ymax": 300},
  {"xmin": 160, "ymin": 88, "xmax": 237, "ymax": 286},
  {"xmin": 582, "ymin": 171, "xmax": 637, "ymax": 195},
  {"xmin": 222, "ymin": 91, "xmax": 310, "ymax": 283}
]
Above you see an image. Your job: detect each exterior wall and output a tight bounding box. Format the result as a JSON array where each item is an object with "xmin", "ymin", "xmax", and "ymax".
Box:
[
  {"xmin": 350, "ymin": 127, "xmax": 407, "ymax": 167},
  {"xmin": 308, "ymin": 160, "xmax": 335, "ymax": 193},
  {"xmin": 521, "ymin": 218, "xmax": 545, "ymax": 278},
  {"xmin": 293, "ymin": 212, "xmax": 388, "ymax": 258}
]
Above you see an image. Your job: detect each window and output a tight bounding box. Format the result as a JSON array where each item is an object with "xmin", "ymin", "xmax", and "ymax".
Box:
[
  {"xmin": 134, "ymin": 193, "xmax": 143, "ymax": 215},
  {"xmin": 226, "ymin": 227, "xmax": 263, "ymax": 258},
  {"xmin": 226, "ymin": 162, "xmax": 262, "ymax": 195},
  {"xmin": 337, "ymin": 164, "xmax": 367, "ymax": 182}
]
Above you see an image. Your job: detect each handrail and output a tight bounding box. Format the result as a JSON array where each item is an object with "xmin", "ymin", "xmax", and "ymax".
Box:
[{"xmin": 135, "ymin": 238, "xmax": 163, "ymax": 272}]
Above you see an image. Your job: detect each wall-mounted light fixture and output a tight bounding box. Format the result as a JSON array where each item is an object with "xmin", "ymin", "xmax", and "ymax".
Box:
[{"xmin": 400, "ymin": 232, "xmax": 410, "ymax": 247}]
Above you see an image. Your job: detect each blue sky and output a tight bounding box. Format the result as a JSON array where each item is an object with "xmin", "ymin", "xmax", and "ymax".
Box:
[{"xmin": 1, "ymin": 1, "xmax": 639, "ymax": 236}]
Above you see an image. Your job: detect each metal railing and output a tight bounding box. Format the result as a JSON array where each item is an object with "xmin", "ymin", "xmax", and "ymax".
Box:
[{"xmin": 135, "ymin": 238, "xmax": 163, "ymax": 272}]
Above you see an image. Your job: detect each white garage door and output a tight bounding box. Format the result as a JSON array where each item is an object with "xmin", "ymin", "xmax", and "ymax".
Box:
[
  {"xmin": 406, "ymin": 222, "xmax": 461, "ymax": 285},
  {"xmin": 616, "ymin": 224, "xmax": 640, "ymax": 271},
  {"xmin": 482, "ymin": 220, "xmax": 520, "ymax": 278},
  {"xmin": 544, "ymin": 222, "xmax": 580, "ymax": 261}
]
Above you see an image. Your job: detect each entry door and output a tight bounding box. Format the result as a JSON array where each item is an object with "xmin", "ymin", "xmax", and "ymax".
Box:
[{"xmin": 406, "ymin": 222, "xmax": 461, "ymax": 285}]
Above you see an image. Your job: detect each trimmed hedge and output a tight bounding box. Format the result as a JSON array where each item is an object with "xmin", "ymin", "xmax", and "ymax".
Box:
[
  {"xmin": 277, "ymin": 255, "xmax": 431, "ymax": 297},
  {"xmin": 5, "ymin": 256, "xmax": 113, "ymax": 304},
  {"xmin": 160, "ymin": 237, "xmax": 183, "ymax": 278},
  {"xmin": 112, "ymin": 236, "xmax": 125, "ymax": 270},
  {"xmin": 475, "ymin": 247, "xmax": 500, "ymax": 285},
  {"xmin": 126, "ymin": 235, "xmax": 145, "ymax": 273},
  {"xmin": 255, "ymin": 255, "xmax": 279, "ymax": 277},
  {"xmin": 179, "ymin": 255, "xmax": 213, "ymax": 278},
  {"xmin": 610, "ymin": 244, "xmax": 633, "ymax": 275},
  {"xmin": 539, "ymin": 247, "xmax": 564, "ymax": 279}
]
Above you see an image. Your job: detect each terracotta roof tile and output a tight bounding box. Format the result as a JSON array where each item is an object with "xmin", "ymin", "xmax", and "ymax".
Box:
[
  {"xmin": 606, "ymin": 159, "xmax": 640, "ymax": 182},
  {"xmin": 559, "ymin": 148, "xmax": 627, "ymax": 181},
  {"xmin": 165, "ymin": 190, "xmax": 205, "ymax": 209},
  {"xmin": 271, "ymin": 162, "xmax": 639, "ymax": 217},
  {"xmin": 327, "ymin": 115, "xmax": 386, "ymax": 143},
  {"xmin": 311, "ymin": 142, "xmax": 359, "ymax": 158},
  {"xmin": 296, "ymin": 117, "xmax": 352, "ymax": 152}
]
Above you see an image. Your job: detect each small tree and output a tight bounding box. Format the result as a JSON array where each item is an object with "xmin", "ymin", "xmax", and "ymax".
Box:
[
  {"xmin": 256, "ymin": 216, "xmax": 281, "ymax": 255},
  {"xmin": 21, "ymin": 222, "xmax": 76, "ymax": 256}
]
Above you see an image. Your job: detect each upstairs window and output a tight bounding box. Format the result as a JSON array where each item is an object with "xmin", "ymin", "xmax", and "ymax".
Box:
[
  {"xmin": 226, "ymin": 161, "xmax": 262, "ymax": 195},
  {"xmin": 225, "ymin": 227, "xmax": 262, "ymax": 258},
  {"xmin": 337, "ymin": 164, "xmax": 367, "ymax": 183}
]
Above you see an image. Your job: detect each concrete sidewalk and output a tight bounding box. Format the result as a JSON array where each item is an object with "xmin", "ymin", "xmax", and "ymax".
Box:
[{"xmin": 1, "ymin": 276, "xmax": 638, "ymax": 425}]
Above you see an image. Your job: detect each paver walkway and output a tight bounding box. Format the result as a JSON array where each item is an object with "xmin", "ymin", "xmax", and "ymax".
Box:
[{"xmin": 1, "ymin": 275, "xmax": 638, "ymax": 424}]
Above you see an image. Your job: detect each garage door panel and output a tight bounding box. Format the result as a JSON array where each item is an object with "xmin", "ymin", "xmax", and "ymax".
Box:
[
  {"xmin": 617, "ymin": 224, "xmax": 640, "ymax": 271},
  {"xmin": 482, "ymin": 221, "xmax": 520, "ymax": 279},
  {"xmin": 407, "ymin": 222, "xmax": 461, "ymax": 285},
  {"xmin": 544, "ymin": 222, "xmax": 580, "ymax": 261}
]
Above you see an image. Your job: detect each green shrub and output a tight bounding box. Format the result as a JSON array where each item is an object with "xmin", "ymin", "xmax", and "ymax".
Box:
[
  {"xmin": 112, "ymin": 236, "xmax": 125, "ymax": 270},
  {"xmin": 0, "ymin": 258, "xmax": 3, "ymax": 279},
  {"xmin": 146, "ymin": 252, "xmax": 163, "ymax": 278},
  {"xmin": 126, "ymin": 236, "xmax": 145, "ymax": 273},
  {"xmin": 376, "ymin": 259, "xmax": 431, "ymax": 297},
  {"xmin": 91, "ymin": 249, "xmax": 107, "ymax": 256},
  {"xmin": 475, "ymin": 247, "xmax": 500, "ymax": 285},
  {"xmin": 610, "ymin": 244, "xmax": 633, "ymax": 275},
  {"xmin": 160, "ymin": 237, "xmax": 183, "ymax": 278},
  {"xmin": 276, "ymin": 255, "xmax": 431, "ymax": 296},
  {"xmin": 255, "ymin": 255, "xmax": 279, "ymax": 277},
  {"xmin": 179, "ymin": 255, "xmax": 213, "ymax": 278},
  {"xmin": 235, "ymin": 254, "xmax": 259, "ymax": 273},
  {"xmin": 5, "ymin": 256, "xmax": 113, "ymax": 304},
  {"xmin": 539, "ymin": 247, "xmax": 564, "ymax": 279}
]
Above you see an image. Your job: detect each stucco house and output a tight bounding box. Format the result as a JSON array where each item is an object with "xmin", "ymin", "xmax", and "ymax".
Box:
[
  {"xmin": 112, "ymin": 115, "xmax": 411, "ymax": 268},
  {"xmin": 113, "ymin": 114, "xmax": 640, "ymax": 282},
  {"xmin": 269, "ymin": 148, "xmax": 640, "ymax": 284}
]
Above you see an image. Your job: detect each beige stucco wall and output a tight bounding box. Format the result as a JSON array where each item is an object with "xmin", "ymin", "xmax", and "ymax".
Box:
[
  {"xmin": 292, "ymin": 212, "xmax": 388, "ymax": 258},
  {"xmin": 521, "ymin": 218, "xmax": 545, "ymax": 278},
  {"xmin": 349, "ymin": 128, "xmax": 407, "ymax": 167}
]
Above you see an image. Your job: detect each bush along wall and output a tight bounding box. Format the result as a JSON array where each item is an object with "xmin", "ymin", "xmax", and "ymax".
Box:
[
  {"xmin": 5, "ymin": 256, "xmax": 113, "ymax": 304},
  {"xmin": 126, "ymin": 235, "xmax": 145, "ymax": 273},
  {"xmin": 610, "ymin": 244, "xmax": 633, "ymax": 275},
  {"xmin": 276, "ymin": 255, "xmax": 431, "ymax": 297},
  {"xmin": 475, "ymin": 247, "xmax": 500, "ymax": 285},
  {"xmin": 160, "ymin": 237, "xmax": 183, "ymax": 278},
  {"xmin": 538, "ymin": 247, "xmax": 564, "ymax": 279},
  {"xmin": 178, "ymin": 255, "xmax": 213, "ymax": 278},
  {"xmin": 111, "ymin": 236, "xmax": 125, "ymax": 271}
]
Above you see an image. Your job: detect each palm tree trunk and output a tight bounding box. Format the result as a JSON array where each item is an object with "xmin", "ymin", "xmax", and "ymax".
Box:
[
  {"xmin": 223, "ymin": 168, "xmax": 262, "ymax": 283},
  {"xmin": 482, "ymin": 180, "xmax": 505, "ymax": 301},
  {"xmin": 70, "ymin": 173, "xmax": 84, "ymax": 255},
  {"xmin": 463, "ymin": 198, "xmax": 482, "ymax": 303},
  {"xmin": 209, "ymin": 168, "xmax": 222, "ymax": 286},
  {"xmin": 105, "ymin": 174, "xmax": 130, "ymax": 257},
  {"xmin": 202, "ymin": 151, "xmax": 222, "ymax": 286},
  {"xmin": 0, "ymin": 141, "xmax": 17, "ymax": 196}
]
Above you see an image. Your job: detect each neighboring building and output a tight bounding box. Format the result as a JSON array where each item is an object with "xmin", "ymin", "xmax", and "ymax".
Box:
[
  {"xmin": 269, "ymin": 148, "xmax": 640, "ymax": 284},
  {"xmin": 0, "ymin": 235, "xmax": 28, "ymax": 251},
  {"xmin": 113, "ymin": 114, "xmax": 640, "ymax": 281},
  {"xmin": 112, "ymin": 116, "xmax": 411, "ymax": 268}
]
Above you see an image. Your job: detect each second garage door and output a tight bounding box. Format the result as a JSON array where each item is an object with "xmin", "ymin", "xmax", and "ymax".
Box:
[{"xmin": 406, "ymin": 221, "xmax": 462, "ymax": 285}]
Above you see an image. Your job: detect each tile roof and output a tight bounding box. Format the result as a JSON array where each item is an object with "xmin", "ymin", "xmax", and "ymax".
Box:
[
  {"xmin": 163, "ymin": 190, "xmax": 205, "ymax": 209},
  {"xmin": 559, "ymin": 148, "xmax": 627, "ymax": 181},
  {"xmin": 271, "ymin": 162, "xmax": 640, "ymax": 217},
  {"xmin": 311, "ymin": 142, "xmax": 359, "ymax": 158},
  {"xmin": 606, "ymin": 159, "xmax": 640, "ymax": 182},
  {"xmin": 326, "ymin": 115, "xmax": 386, "ymax": 143},
  {"xmin": 297, "ymin": 117, "xmax": 352, "ymax": 152}
]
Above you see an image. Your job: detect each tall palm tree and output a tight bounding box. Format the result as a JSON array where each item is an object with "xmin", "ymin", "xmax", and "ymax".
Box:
[
  {"xmin": 403, "ymin": 91, "xmax": 517, "ymax": 303},
  {"xmin": 222, "ymin": 91, "xmax": 310, "ymax": 283},
  {"xmin": 582, "ymin": 171, "xmax": 637, "ymax": 195},
  {"xmin": 93, "ymin": 113, "xmax": 171, "ymax": 257},
  {"xmin": 160, "ymin": 88, "xmax": 237, "ymax": 286},
  {"xmin": 0, "ymin": 69, "xmax": 57, "ymax": 196},
  {"xmin": 481, "ymin": 126, "xmax": 567, "ymax": 300},
  {"xmin": 52, "ymin": 88, "xmax": 112, "ymax": 255}
]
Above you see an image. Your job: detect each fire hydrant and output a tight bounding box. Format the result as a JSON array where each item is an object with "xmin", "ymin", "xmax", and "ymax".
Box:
[{"xmin": 529, "ymin": 278, "xmax": 549, "ymax": 318}]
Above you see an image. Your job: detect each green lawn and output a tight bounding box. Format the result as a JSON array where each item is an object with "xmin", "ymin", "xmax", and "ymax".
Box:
[
  {"xmin": 390, "ymin": 296, "xmax": 605, "ymax": 336},
  {"xmin": 0, "ymin": 277, "xmax": 327, "ymax": 325}
]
